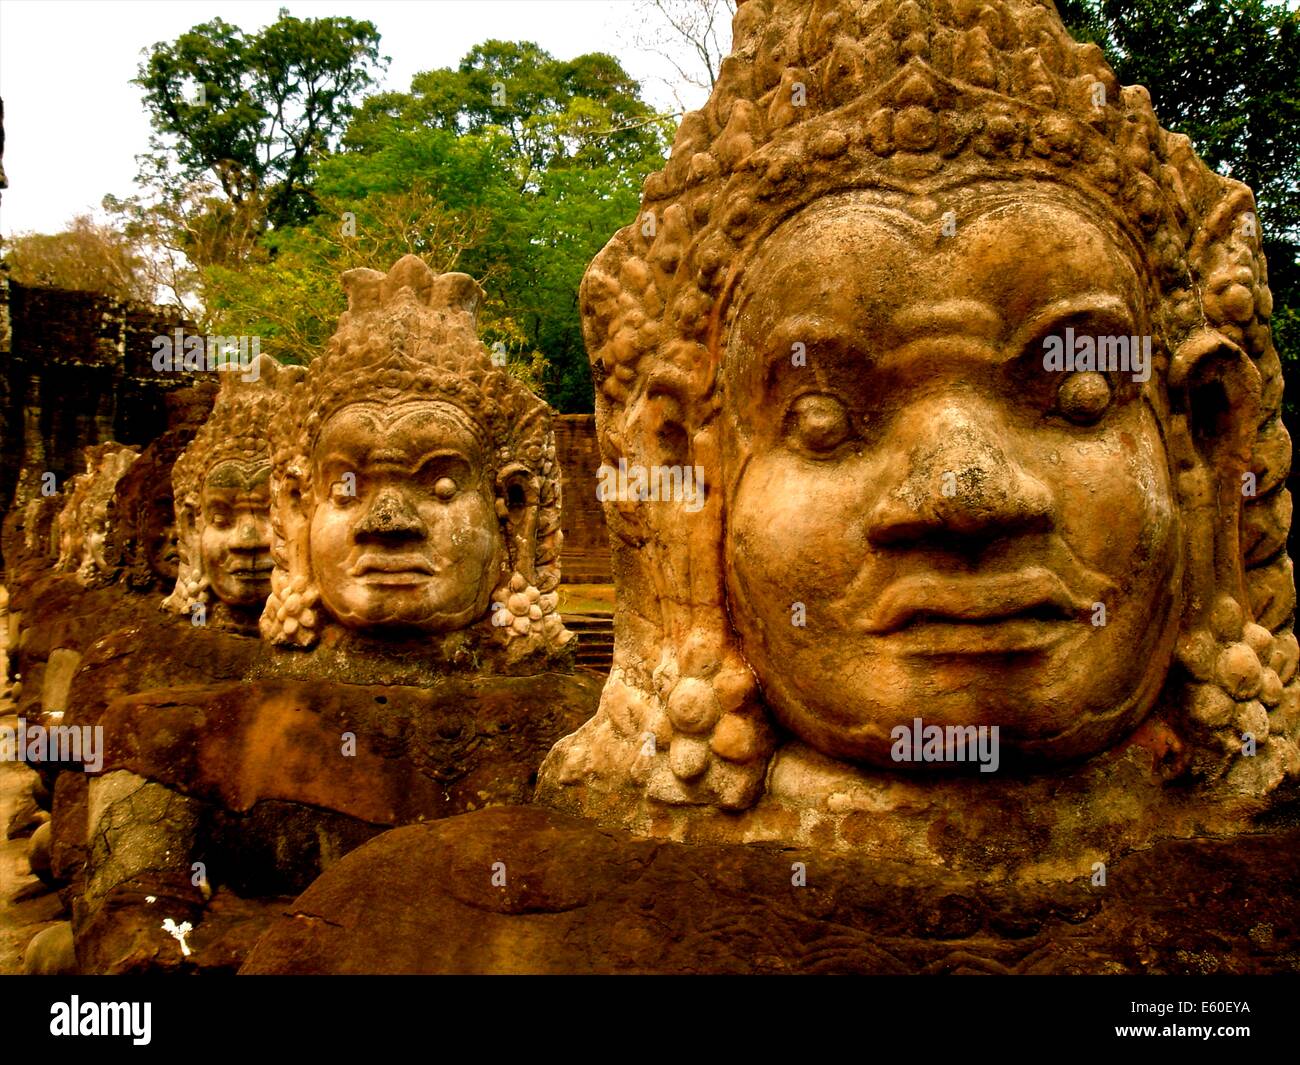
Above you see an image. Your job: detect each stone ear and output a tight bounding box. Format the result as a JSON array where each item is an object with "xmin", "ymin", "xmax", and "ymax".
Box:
[
  {"xmin": 1168, "ymin": 328, "xmax": 1262, "ymax": 619},
  {"xmin": 627, "ymin": 375, "xmax": 693, "ymax": 470},
  {"xmin": 1169, "ymin": 328, "xmax": 1261, "ymax": 475},
  {"xmin": 497, "ymin": 463, "xmax": 540, "ymax": 582}
]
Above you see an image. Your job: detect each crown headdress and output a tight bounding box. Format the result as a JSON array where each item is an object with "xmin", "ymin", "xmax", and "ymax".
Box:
[{"xmin": 261, "ymin": 255, "xmax": 568, "ymax": 658}]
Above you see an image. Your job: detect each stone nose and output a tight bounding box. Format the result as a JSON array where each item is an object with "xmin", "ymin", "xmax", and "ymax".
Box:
[
  {"xmin": 865, "ymin": 400, "xmax": 1054, "ymax": 547},
  {"xmin": 233, "ymin": 513, "xmax": 269, "ymax": 550},
  {"xmin": 355, "ymin": 486, "xmax": 426, "ymax": 541}
]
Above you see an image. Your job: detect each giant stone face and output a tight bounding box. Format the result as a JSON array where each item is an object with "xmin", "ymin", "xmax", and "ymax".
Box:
[
  {"xmin": 721, "ymin": 189, "xmax": 1182, "ymax": 764},
  {"xmin": 307, "ymin": 400, "xmax": 500, "ymax": 632},
  {"xmin": 198, "ymin": 460, "xmax": 273, "ymax": 609}
]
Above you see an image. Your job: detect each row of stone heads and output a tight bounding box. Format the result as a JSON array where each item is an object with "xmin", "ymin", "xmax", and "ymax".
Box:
[{"xmin": 20, "ymin": 256, "xmax": 573, "ymax": 664}]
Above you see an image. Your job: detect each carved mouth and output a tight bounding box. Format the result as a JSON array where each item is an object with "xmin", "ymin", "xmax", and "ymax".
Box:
[
  {"xmin": 859, "ymin": 568, "xmax": 1091, "ymax": 654},
  {"xmin": 226, "ymin": 557, "xmax": 273, "ymax": 577},
  {"xmin": 351, "ymin": 554, "xmax": 438, "ymax": 585}
]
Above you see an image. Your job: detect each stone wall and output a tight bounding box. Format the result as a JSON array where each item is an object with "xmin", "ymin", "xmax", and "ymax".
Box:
[{"xmin": 0, "ymin": 280, "xmax": 211, "ymax": 520}]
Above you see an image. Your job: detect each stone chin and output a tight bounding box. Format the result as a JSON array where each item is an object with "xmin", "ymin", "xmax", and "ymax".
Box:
[
  {"xmin": 317, "ymin": 570, "xmax": 498, "ymax": 633},
  {"xmin": 209, "ymin": 571, "xmax": 272, "ymax": 609},
  {"xmin": 719, "ymin": 188, "xmax": 1185, "ymax": 766}
]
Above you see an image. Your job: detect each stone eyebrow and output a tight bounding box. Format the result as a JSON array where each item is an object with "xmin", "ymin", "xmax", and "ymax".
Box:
[
  {"xmin": 1010, "ymin": 294, "xmax": 1138, "ymax": 352},
  {"xmin": 762, "ymin": 316, "xmax": 863, "ymax": 362},
  {"xmin": 889, "ymin": 300, "xmax": 1001, "ymax": 342}
]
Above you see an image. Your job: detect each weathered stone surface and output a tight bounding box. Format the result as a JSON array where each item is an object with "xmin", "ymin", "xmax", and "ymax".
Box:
[
  {"xmin": 0, "ymin": 280, "xmax": 209, "ymax": 527},
  {"xmin": 39, "ymin": 648, "xmax": 81, "ymax": 715},
  {"xmin": 241, "ymin": 805, "xmax": 1300, "ymax": 975},
  {"xmin": 21, "ymin": 922, "xmax": 75, "ymax": 976},
  {"xmin": 25, "ymin": 821, "xmax": 51, "ymax": 882},
  {"xmin": 92, "ymin": 672, "xmax": 600, "ymax": 822},
  {"xmin": 8, "ymin": 575, "xmax": 162, "ymax": 722},
  {"xmin": 1, "ymin": 493, "xmax": 61, "ymax": 590},
  {"xmin": 540, "ymin": 0, "xmax": 1300, "ymax": 858},
  {"xmin": 71, "ymin": 671, "xmax": 600, "ymax": 973},
  {"xmin": 260, "ymin": 256, "xmax": 572, "ymax": 669},
  {"xmin": 50, "ymin": 615, "xmax": 264, "ymax": 885}
]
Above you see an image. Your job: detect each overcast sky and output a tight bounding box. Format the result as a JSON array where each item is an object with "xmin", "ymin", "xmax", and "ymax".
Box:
[{"xmin": 0, "ymin": 0, "xmax": 715, "ymax": 236}]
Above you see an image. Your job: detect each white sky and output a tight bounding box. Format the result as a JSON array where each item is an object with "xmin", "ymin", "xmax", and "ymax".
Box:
[{"xmin": 0, "ymin": 0, "xmax": 714, "ymax": 236}]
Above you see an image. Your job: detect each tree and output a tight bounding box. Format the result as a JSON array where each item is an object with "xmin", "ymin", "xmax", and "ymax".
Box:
[
  {"xmin": 199, "ymin": 182, "xmax": 501, "ymax": 368},
  {"xmin": 133, "ymin": 9, "xmax": 387, "ymax": 234},
  {"xmin": 309, "ymin": 42, "xmax": 672, "ymax": 410},
  {"xmin": 344, "ymin": 40, "xmax": 667, "ymax": 188},
  {"xmin": 1, "ymin": 215, "xmax": 154, "ymax": 301},
  {"xmin": 626, "ymin": 0, "xmax": 736, "ymax": 109}
]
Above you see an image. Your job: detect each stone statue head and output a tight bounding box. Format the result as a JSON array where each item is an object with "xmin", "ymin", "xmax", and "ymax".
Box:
[
  {"xmin": 106, "ymin": 384, "xmax": 218, "ymax": 593},
  {"xmin": 54, "ymin": 443, "xmax": 141, "ymax": 587},
  {"xmin": 261, "ymin": 254, "xmax": 570, "ymax": 666},
  {"xmin": 163, "ymin": 355, "xmax": 300, "ymax": 629},
  {"xmin": 540, "ymin": 0, "xmax": 1297, "ymax": 853}
]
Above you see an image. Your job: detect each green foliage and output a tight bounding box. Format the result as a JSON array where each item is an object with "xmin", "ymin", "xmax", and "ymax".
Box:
[
  {"xmin": 134, "ymin": 8, "xmax": 387, "ymax": 230},
  {"xmin": 1057, "ymin": 1, "xmax": 1300, "ymax": 425},
  {"xmin": 200, "ymin": 39, "xmax": 671, "ymax": 411}
]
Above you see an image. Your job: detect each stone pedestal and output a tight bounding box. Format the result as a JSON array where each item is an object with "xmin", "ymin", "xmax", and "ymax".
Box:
[
  {"xmin": 240, "ymin": 804, "xmax": 1300, "ymax": 975},
  {"xmin": 71, "ymin": 672, "xmax": 601, "ymax": 973}
]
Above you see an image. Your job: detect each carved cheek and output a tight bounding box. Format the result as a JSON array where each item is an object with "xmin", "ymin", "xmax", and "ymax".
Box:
[
  {"xmin": 427, "ymin": 493, "xmax": 496, "ymax": 564},
  {"xmin": 730, "ymin": 452, "xmax": 874, "ymax": 603},
  {"xmin": 308, "ymin": 505, "xmax": 352, "ymax": 578},
  {"xmin": 1052, "ymin": 417, "xmax": 1175, "ymax": 578},
  {"xmin": 199, "ymin": 525, "xmax": 223, "ymax": 570}
]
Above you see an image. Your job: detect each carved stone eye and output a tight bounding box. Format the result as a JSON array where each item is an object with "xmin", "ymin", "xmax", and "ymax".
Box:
[
  {"xmin": 433, "ymin": 476, "xmax": 458, "ymax": 500},
  {"xmin": 785, "ymin": 393, "xmax": 852, "ymax": 453},
  {"xmin": 1056, "ymin": 371, "xmax": 1112, "ymax": 424}
]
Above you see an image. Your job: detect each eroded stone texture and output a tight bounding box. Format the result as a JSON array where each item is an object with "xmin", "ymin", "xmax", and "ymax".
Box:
[
  {"xmin": 53, "ymin": 443, "xmax": 140, "ymax": 587},
  {"xmin": 162, "ymin": 356, "xmax": 300, "ymax": 633},
  {"xmin": 537, "ymin": 0, "xmax": 1299, "ymax": 859},
  {"xmin": 51, "ymin": 615, "xmax": 265, "ymax": 886},
  {"xmin": 240, "ymin": 805, "xmax": 1300, "ymax": 975},
  {"xmin": 260, "ymin": 255, "xmax": 572, "ymax": 670},
  {"xmin": 72, "ymin": 673, "xmax": 601, "ymax": 973}
]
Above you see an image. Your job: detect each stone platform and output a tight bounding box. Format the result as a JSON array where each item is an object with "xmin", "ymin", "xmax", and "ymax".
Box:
[{"xmin": 241, "ymin": 804, "xmax": 1300, "ymax": 975}]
